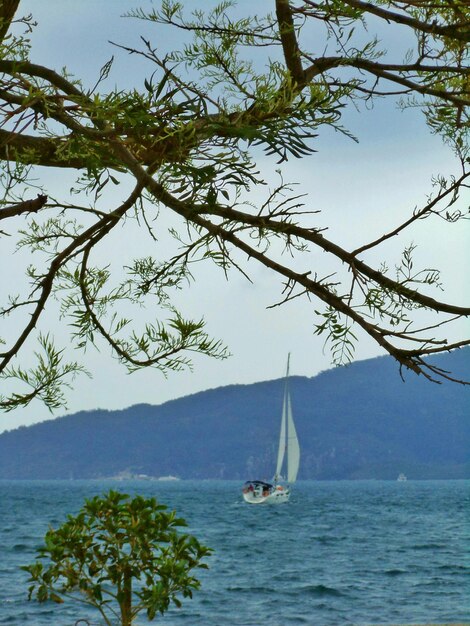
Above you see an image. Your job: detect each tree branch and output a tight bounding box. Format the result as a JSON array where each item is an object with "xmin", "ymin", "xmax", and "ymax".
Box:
[
  {"xmin": 193, "ymin": 202, "xmax": 470, "ymax": 317},
  {"xmin": 0, "ymin": 0, "xmax": 20, "ymax": 45},
  {"xmin": 339, "ymin": 0, "xmax": 470, "ymax": 43},
  {"xmin": 275, "ymin": 0, "xmax": 305, "ymax": 84},
  {"xmin": 303, "ymin": 56, "xmax": 470, "ymax": 107},
  {"xmin": 0, "ymin": 183, "xmax": 144, "ymax": 371},
  {"xmin": 99, "ymin": 139, "xmax": 469, "ymax": 381},
  {"xmin": 0, "ymin": 193, "xmax": 47, "ymax": 220},
  {"xmin": 352, "ymin": 171, "xmax": 469, "ymax": 256}
]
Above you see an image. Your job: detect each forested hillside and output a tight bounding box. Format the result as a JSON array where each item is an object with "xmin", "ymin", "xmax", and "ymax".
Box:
[{"xmin": 0, "ymin": 349, "xmax": 468, "ymax": 480}]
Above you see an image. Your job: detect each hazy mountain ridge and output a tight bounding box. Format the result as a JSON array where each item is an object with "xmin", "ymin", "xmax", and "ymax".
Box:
[{"xmin": 0, "ymin": 348, "xmax": 468, "ymax": 480}]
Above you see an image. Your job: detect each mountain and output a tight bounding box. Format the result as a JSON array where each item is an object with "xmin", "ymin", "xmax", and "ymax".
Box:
[{"xmin": 0, "ymin": 348, "xmax": 468, "ymax": 480}]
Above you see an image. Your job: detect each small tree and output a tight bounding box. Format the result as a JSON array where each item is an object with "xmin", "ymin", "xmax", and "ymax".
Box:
[{"xmin": 22, "ymin": 491, "xmax": 212, "ymax": 626}]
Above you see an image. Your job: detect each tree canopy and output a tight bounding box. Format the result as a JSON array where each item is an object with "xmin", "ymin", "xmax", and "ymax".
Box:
[{"xmin": 0, "ymin": 0, "xmax": 469, "ymax": 411}]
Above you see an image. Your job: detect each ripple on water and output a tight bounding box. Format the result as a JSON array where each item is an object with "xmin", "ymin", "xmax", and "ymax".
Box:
[
  {"xmin": 384, "ymin": 568, "xmax": 407, "ymax": 576},
  {"xmin": 296, "ymin": 583, "xmax": 347, "ymax": 598}
]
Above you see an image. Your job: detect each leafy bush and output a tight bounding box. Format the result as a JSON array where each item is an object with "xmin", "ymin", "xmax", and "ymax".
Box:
[{"xmin": 23, "ymin": 490, "xmax": 211, "ymax": 625}]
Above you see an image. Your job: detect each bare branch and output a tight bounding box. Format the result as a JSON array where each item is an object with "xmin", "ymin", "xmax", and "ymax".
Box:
[{"xmin": 352, "ymin": 171, "xmax": 470, "ymax": 256}]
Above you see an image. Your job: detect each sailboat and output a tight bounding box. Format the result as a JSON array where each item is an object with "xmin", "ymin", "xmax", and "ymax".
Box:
[{"xmin": 242, "ymin": 354, "xmax": 300, "ymax": 504}]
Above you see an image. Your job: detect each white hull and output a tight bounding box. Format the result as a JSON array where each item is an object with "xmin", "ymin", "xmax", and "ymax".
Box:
[{"xmin": 242, "ymin": 486, "xmax": 290, "ymax": 504}]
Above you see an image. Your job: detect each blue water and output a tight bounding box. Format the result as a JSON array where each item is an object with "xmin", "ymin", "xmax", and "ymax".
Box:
[{"xmin": 1, "ymin": 480, "xmax": 469, "ymax": 625}]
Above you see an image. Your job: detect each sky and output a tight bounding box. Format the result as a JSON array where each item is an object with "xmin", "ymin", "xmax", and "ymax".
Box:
[{"xmin": 0, "ymin": 1, "xmax": 468, "ymax": 433}]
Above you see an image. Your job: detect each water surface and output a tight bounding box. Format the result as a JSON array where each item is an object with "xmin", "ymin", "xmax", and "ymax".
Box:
[{"xmin": 1, "ymin": 480, "xmax": 468, "ymax": 625}]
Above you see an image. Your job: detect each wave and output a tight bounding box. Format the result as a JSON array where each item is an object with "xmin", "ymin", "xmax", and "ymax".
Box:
[
  {"xmin": 226, "ymin": 585, "xmax": 275, "ymax": 595},
  {"xmin": 437, "ymin": 564, "xmax": 469, "ymax": 573},
  {"xmin": 384, "ymin": 568, "xmax": 407, "ymax": 576},
  {"xmin": 10, "ymin": 542, "xmax": 30, "ymax": 552},
  {"xmin": 411, "ymin": 542, "xmax": 445, "ymax": 550},
  {"xmin": 312, "ymin": 534, "xmax": 343, "ymax": 545},
  {"xmin": 298, "ymin": 584, "xmax": 346, "ymax": 598}
]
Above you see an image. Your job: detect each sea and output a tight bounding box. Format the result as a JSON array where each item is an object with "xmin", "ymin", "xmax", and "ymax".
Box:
[{"xmin": 1, "ymin": 479, "xmax": 469, "ymax": 626}]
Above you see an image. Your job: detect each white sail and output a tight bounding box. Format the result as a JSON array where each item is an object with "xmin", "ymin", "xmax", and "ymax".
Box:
[
  {"xmin": 275, "ymin": 389, "xmax": 287, "ymax": 479},
  {"xmin": 275, "ymin": 353, "xmax": 300, "ymax": 483},
  {"xmin": 286, "ymin": 391, "xmax": 300, "ymax": 482}
]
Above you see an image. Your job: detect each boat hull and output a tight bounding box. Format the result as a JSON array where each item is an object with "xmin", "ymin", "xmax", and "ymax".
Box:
[{"xmin": 242, "ymin": 482, "xmax": 290, "ymax": 504}]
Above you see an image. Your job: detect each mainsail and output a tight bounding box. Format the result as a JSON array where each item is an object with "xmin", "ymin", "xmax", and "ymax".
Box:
[
  {"xmin": 275, "ymin": 354, "xmax": 300, "ymax": 483},
  {"xmin": 275, "ymin": 402, "xmax": 286, "ymax": 480},
  {"xmin": 286, "ymin": 391, "xmax": 300, "ymax": 482}
]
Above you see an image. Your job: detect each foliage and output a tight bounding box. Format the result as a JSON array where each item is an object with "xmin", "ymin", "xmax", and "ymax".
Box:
[
  {"xmin": 22, "ymin": 490, "xmax": 212, "ymax": 626},
  {"xmin": 0, "ymin": 0, "xmax": 469, "ymax": 411}
]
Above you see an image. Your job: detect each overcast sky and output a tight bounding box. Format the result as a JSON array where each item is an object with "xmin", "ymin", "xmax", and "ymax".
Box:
[{"xmin": 1, "ymin": 1, "xmax": 468, "ymax": 433}]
